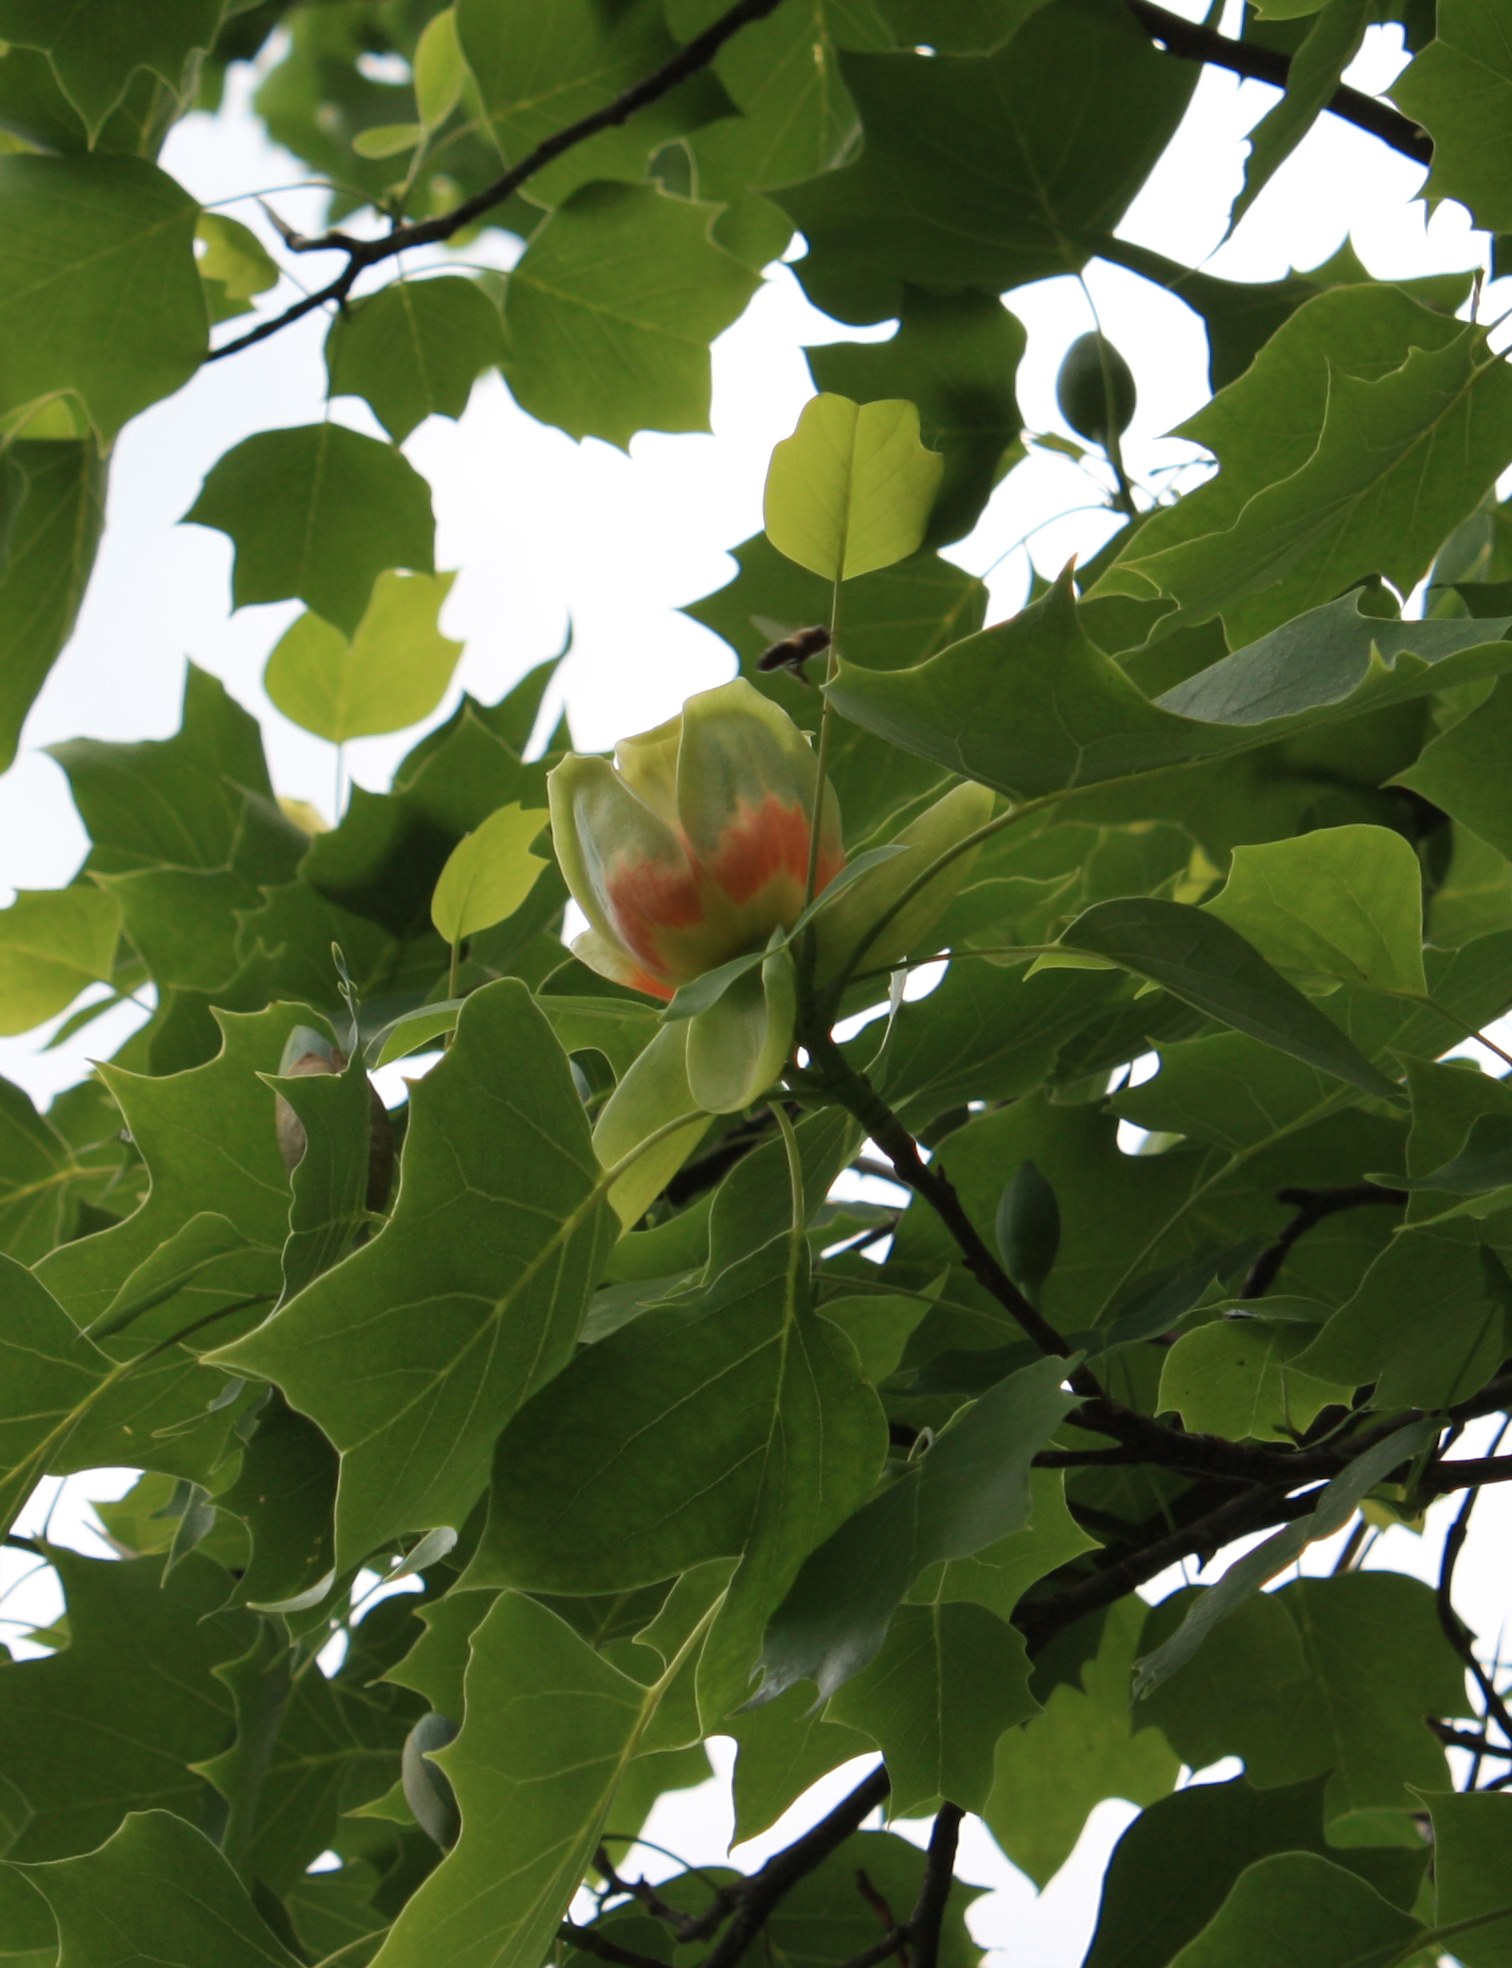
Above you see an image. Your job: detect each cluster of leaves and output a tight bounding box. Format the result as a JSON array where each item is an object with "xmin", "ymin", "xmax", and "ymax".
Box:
[{"xmin": 8, "ymin": 0, "xmax": 1512, "ymax": 1964}]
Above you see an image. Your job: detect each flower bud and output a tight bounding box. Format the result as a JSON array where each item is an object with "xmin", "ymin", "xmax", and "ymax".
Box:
[{"xmin": 814, "ymin": 780, "xmax": 995, "ymax": 980}]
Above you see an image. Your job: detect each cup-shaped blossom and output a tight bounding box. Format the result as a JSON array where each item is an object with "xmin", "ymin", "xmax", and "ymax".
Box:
[{"xmin": 547, "ymin": 678, "xmax": 844, "ymax": 1001}]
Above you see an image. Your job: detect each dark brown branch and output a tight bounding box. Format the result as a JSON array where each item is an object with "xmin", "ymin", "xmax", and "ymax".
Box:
[
  {"xmin": 558, "ymin": 1921, "xmax": 674, "ymax": 1968},
  {"xmin": 1422, "ymin": 1455, "xmax": 1512, "ymax": 1497},
  {"xmin": 207, "ymin": 0, "xmax": 785, "ymax": 363},
  {"xmin": 837, "ymin": 1931, "xmax": 912, "ymax": 1968},
  {"xmin": 1430, "ymin": 1721, "xmax": 1512, "ymax": 1760},
  {"xmin": 801, "ymin": 1026, "xmax": 1345, "ymax": 1488},
  {"xmin": 690, "ymin": 1764, "xmax": 892, "ymax": 1966},
  {"xmin": 1017, "ymin": 1484, "xmax": 1321, "ymax": 1654},
  {"xmin": 1121, "ymin": 0, "xmax": 1432, "ymax": 165},
  {"xmin": 832, "ymin": 1805, "xmax": 964, "ymax": 1968},
  {"xmin": 593, "ymin": 1847, "xmax": 705, "ymax": 1944},
  {"xmin": 909, "ymin": 1805, "xmax": 963, "ymax": 1968},
  {"xmin": 1241, "ymin": 1182, "xmax": 1406, "ymax": 1300},
  {"xmin": 802, "ymin": 1029, "xmax": 1080, "ymax": 1370}
]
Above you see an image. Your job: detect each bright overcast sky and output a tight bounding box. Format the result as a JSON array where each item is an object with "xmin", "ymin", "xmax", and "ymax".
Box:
[{"xmin": 1, "ymin": 8, "xmax": 1507, "ymax": 1961}]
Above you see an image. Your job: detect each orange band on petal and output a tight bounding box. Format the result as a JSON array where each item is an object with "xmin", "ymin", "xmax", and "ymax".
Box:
[
  {"xmin": 606, "ymin": 855, "xmax": 706, "ymax": 979},
  {"xmin": 706, "ymin": 794, "xmax": 827, "ymax": 905}
]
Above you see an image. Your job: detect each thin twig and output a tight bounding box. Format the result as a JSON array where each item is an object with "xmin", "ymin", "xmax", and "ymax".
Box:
[
  {"xmin": 207, "ymin": 0, "xmax": 786, "ymax": 362},
  {"xmin": 1435, "ymin": 1424, "xmax": 1512, "ymax": 1756},
  {"xmin": 593, "ymin": 1847, "xmax": 703, "ymax": 1941},
  {"xmin": 1121, "ymin": 0, "xmax": 1431, "ymax": 164}
]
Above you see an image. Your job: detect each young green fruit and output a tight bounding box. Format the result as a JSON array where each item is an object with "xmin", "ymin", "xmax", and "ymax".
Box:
[{"xmin": 1055, "ymin": 331, "xmax": 1137, "ymax": 447}]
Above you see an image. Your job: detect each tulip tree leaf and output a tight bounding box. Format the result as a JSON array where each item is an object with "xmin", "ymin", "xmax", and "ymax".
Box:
[
  {"xmin": 826, "ymin": 1600, "xmax": 1039, "ymax": 1815},
  {"xmin": 987, "ymin": 1597, "xmax": 1180, "ymax": 1889},
  {"xmin": 1165, "ymin": 1852, "xmax": 1420, "ymax": 1968},
  {"xmin": 272, "ymin": 1057, "xmax": 387, "ymax": 1304},
  {"xmin": 15, "ymin": 1809, "xmax": 302, "ymax": 1968},
  {"xmin": 756, "ymin": 1356, "xmax": 1076, "ymax": 1705},
  {"xmin": 1133, "ymin": 1422, "xmax": 1436, "ymax": 1698},
  {"xmin": 1054, "ymin": 899, "xmax": 1403, "ymax": 1102},
  {"xmin": 326, "ymin": 276, "xmax": 504, "ymax": 442},
  {"xmin": 1396, "ymin": 674, "xmax": 1512, "ymax": 860},
  {"xmin": 0, "ymin": 885, "xmax": 120, "ymax": 1036},
  {"xmin": 471, "ymin": 1232, "xmax": 886, "ymax": 1724},
  {"xmin": 0, "ymin": 1078, "xmax": 94, "ymax": 1265},
  {"xmin": 0, "ymin": 155, "xmax": 205, "ymax": 442},
  {"xmin": 1080, "ymin": 1775, "xmax": 1366, "ymax": 1968},
  {"xmin": 687, "ymin": 532, "xmax": 987, "ymax": 837},
  {"xmin": 824, "ymin": 577, "xmax": 1512, "ymax": 807},
  {"xmin": 1110, "ymin": 328, "xmax": 1512, "ymax": 645},
  {"xmin": 196, "ymin": 212, "xmax": 279, "ymax": 324},
  {"xmin": 215, "ymin": 981, "xmax": 616, "ymax": 1577},
  {"xmin": 0, "ymin": 0, "xmax": 227, "ymax": 139},
  {"xmin": 501, "ymin": 182, "xmax": 761, "ymax": 446},
  {"xmin": 1157, "ymin": 1318, "xmax": 1350, "ymax": 1445},
  {"xmin": 674, "ymin": 0, "xmax": 883, "ymax": 199},
  {"xmin": 0, "ymin": 1251, "xmax": 120, "ymax": 1539},
  {"xmin": 1091, "ymin": 286, "xmax": 1463, "ymax": 609},
  {"xmin": 457, "ymin": 0, "xmax": 716, "ymax": 207},
  {"xmin": 367, "ymin": 1593, "xmax": 658, "ymax": 1968},
  {"xmin": 764, "ymin": 393, "xmax": 945, "ymax": 582},
  {"xmin": 1202, "ymin": 825, "xmax": 1427, "ymax": 998},
  {"xmin": 430, "ymin": 803, "xmax": 549, "ymax": 944},
  {"xmin": 779, "ymin": 0, "xmax": 1196, "ymax": 324},
  {"xmin": 184, "ymin": 424, "xmax": 436, "ymax": 635},
  {"xmin": 0, "ymin": 1550, "xmax": 243, "ymax": 1861},
  {"xmin": 1394, "ymin": 1114, "xmax": 1512, "ymax": 1196},
  {"xmin": 0, "ymin": 438, "xmax": 107, "ymax": 773},
  {"xmin": 1428, "ymin": 1792, "xmax": 1512, "ymax": 1965},
  {"xmin": 265, "ymin": 570, "xmax": 464, "ymax": 744},
  {"xmin": 35, "ymin": 1003, "xmax": 312, "ymax": 1331},
  {"xmin": 1394, "ymin": 0, "xmax": 1512, "ymax": 235},
  {"xmin": 907, "ymin": 1468, "xmax": 1099, "ymax": 1622},
  {"xmin": 1143, "ymin": 1573, "xmax": 1463, "ymax": 1840},
  {"xmin": 806, "ymin": 288, "xmax": 1026, "ymax": 545}
]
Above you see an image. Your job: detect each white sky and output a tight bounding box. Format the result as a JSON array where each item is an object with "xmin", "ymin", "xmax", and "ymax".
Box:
[{"xmin": 2, "ymin": 8, "xmax": 1510, "ymax": 1962}]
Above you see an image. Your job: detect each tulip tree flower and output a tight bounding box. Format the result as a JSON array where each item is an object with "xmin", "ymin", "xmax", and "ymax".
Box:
[
  {"xmin": 548, "ymin": 677, "xmax": 843, "ymax": 1001},
  {"xmin": 548, "ymin": 677, "xmax": 840, "ymax": 1125},
  {"xmin": 549, "ymin": 677, "xmax": 992, "ymax": 1163}
]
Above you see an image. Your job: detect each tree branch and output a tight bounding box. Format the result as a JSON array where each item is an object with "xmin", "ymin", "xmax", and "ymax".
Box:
[
  {"xmin": 801, "ymin": 1026, "xmax": 1328, "ymax": 1488},
  {"xmin": 1121, "ymin": 0, "xmax": 1432, "ymax": 165},
  {"xmin": 909, "ymin": 1805, "xmax": 963, "ymax": 1968},
  {"xmin": 1241, "ymin": 1182, "xmax": 1406, "ymax": 1300},
  {"xmin": 802, "ymin": 1028, "xmax": 1079, "ymax": 1369},
  {"xmin": 207, "ymin": 0, "xmax": 786, "ymax": 363},
  {"xmin": 558, "ymin": 1922, "xmax": 676, "ymax": 1968},
  {"xmin": 1017, "ymin": 1482, "xmax": 1321, "ymax": 1654},
  {"xmin": 687, "ymin": 1764, "xmax": 891, "ymax": 1966},
  {"xmin": 1422, "ymin": 1455, "xmax": 1512, "ymax": 1498},
  {"xmin": 1431, "ymin": 1720, "xmax": 1512, "ymax": 1760}
]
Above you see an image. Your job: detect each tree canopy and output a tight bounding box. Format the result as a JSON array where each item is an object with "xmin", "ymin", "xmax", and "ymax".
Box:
[{"xmin": 4, "ymin": 3, "xmax": 1512, "ymax": 1965}]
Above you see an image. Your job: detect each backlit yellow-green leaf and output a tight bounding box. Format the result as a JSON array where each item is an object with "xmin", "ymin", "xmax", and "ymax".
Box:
[
  {"xmin": 265, "ymin": 570, "xmax": 462, "ymax": 745},
  {"xmin": 763, "ymin": 394, "xmax": 943, "ymax": 582},
  {"xmin": 429, "ymin": 801, "xmax": 549, "ymax": 944}
]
